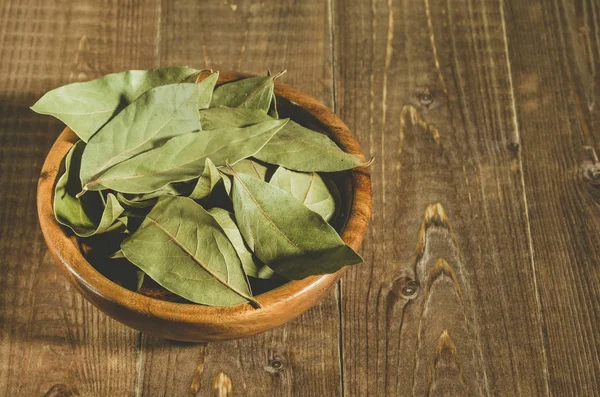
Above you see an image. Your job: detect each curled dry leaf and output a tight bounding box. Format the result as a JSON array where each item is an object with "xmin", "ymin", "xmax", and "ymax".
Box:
[{"xmin": 54, "ymin": 140, "xmax": 126, "ymax": 237}]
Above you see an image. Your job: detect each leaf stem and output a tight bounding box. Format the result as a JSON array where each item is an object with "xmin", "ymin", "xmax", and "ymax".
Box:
[{"xmin": 75, "ymin": 185, "xmax": 88, "ymax": 199}]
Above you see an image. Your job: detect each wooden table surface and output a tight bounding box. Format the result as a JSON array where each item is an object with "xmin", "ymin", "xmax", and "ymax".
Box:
[{"xmin": 1, "ymin": 0, "xmax": 599, "ymax": 396}]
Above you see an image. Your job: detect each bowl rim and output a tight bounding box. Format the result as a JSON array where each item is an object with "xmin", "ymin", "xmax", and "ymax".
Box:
[{"xmin": 37, "ymin": 71, "xmax": 372, "ymax": 327}]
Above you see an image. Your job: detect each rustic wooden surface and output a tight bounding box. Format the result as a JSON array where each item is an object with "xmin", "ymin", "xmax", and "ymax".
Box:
[{"xmin": 0, "ymin": 0, "xmax": 599, "ymax": 396}]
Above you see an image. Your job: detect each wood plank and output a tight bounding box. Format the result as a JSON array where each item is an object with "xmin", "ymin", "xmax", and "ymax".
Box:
[
  {"xmin": 504, "ymin": 0, "xmax": 600, "ymax": 394},
  {"xmin": 334, "ymin": 0, "xmax": 548, "ymax": 395},
  {"xmin": 136, "ymin": 1, "xmax": 342, "ymax": 396},
  {"xmin": 0, "ymin": 1, "xmax": 160, "ymax": 395}
]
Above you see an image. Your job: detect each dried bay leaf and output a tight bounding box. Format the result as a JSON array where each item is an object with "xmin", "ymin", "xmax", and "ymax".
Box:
[
  {"xmin": 32, "ymin": 67, "xmax": 199, "ymax": 142},
  {"xmin": 222, "ymin": 158, "xmax": 269, "ymax": 180},
  {"xmin": 121, "ymin": 196, "xmax": 259, "ymax": 307},
  {"xmin": 196, "ymin": 71, "xmax": 219, "ymax": 109},
  {"xmin": 88, "ymin": 119, "xmax": 288, "ymax": 194},
  {"xmin": 270, "ymin": 167, "xmax": 336, "ymax": 222},
  {"xmin": 199, "ymin": 107, "xmax": 364, "ymax": 172},
  {"xmin": 208, "ymin": 208, "xmax": 274, "ymax": 279},
  {"xmin": 231, "ymin": 172, "xmax": 363, "ymax": 280},
  {"xmin": 54, "ymin": 141, "xmax": 126, "ymax": 237},
  {"xmin": 80, "ymin": 83, "xmax": 201, "ymax": 191},
  {"xmin": 255, "ymin": 121, "xmax": 365, "ymax": 172},
  {"xmin": 220, "ymin": 158, "xmax": 271, "ymax": 195},
  {"xmin": 210, "ymin": 71, "xmax": 284, "ymax": 112},
  {"xmin": 189, "ymin": 158, "xmax": 221, "ymax": 200},
  {"xmin": 199, "ymin": 107, "xmax": 271, "ymax": 130}
]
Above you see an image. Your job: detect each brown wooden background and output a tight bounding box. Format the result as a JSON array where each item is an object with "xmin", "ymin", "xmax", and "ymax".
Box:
[{"xmin": 1, "ymin": 0, "xmax": 600, "ymax": 396}]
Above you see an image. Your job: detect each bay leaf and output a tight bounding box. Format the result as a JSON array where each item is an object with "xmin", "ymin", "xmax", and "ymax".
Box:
[
  {"xmin": 219, "ymin": 159, "xmax": 270, "ymax": 195},
  {"xmin": 199, "ymin": 107, "xmax": 271, "ymax": 130},
  {"xmin": 54, "ymin": 140, "xmax": 126, "ymax": 237},
  {"xmin": 32, "ymin": 67, "xmax": 199, "ymax": 142},
  {"xmin": 231, "ymin": 172, "xmax": 363, "ymax": 280},
  {"xmin": 270, "ymin": 167, "xmax": 336, "ymax": 222},
  {"xmin": 135, "ymin": 270, "xmax": 145, "ymax": 291},
  {"xmin": 222, "ymin": 158, "xmax": 269, "ymax": 180},
  {"xmin": 88, "ymin": 119, "xmax": 288, "ymax": 193},
  {"xmin": 199, "ymin": 107, "xmax": 365, "ymax": 172},
  {"xmin": 210, "ymin": 71, "xmax": 284, "ymax": 112},
  {"xmin": 323, "ymin": 177, "xmax": 342, "ymax": 225},
  {"xmin": 255, "ymin": 121, "xmax": 365, "ymax": 172},
  {"xmin": 208, "ymin": 208, "xmax": 274, "ymax": 279},
  {"xmin": 80, "ymin": 83, "xmax": 201, "ymax": 191},
  {"xmin": 121, "ymin": 196, "xmax": 259, "ymax": 307},
  {"xmin": 196, "ymin": 71, "xmax": 219, "ymax": 109},
  {"xmin": 116, "ymin": 193, "xmax": 157, "ymax": 209},
  {"xmin": 110, "ymin": 249, "xmax": 126, "ymax": 259},
  {"xmin": 189, "ymin": 158, "xmax": 221, "ymax": 200},
  {"xmin": 117, "ymin": 182, "xmax": 191, "ymax": 207}
]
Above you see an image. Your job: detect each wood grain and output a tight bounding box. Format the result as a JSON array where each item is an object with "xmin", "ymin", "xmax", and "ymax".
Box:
[
  {"xmin": 335, "ymin": 0, "xmax": 549, "ymax": 395},
  {"xmin": 3, "ymin": 0, "xmax": 600, "ymax": 395},
  {"xmin": 135, "ymin": 0, "xmax": 343, "ymax": 395},
  {"xmin": 505, "ymin": 0, "xmax": 600, "ymax": 394},
  {"xmin": 0, "ymin": 1, "xmax": 159, "ymax": 395}
]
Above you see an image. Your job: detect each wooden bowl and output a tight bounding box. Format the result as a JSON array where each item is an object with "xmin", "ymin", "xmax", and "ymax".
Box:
[{"xmin": 36, "ymin": 72, "xmax": 372, "ymax": 342}]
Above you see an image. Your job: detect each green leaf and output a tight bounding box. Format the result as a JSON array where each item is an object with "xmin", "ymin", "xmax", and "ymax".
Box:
[
  {"xmin": 54, "ymin": 141, "xmax": 126, "ymax": 237},
  {"xmin": 116, "ymin": 193, "xmax": 157, "ymax": 209},
  {"xmin": 255, "ymin": 121, "xmax": 365, "ymax": 172},
  {"xmin": 189, "ymin": 158, "xmax": 221, "ymax": 200},
  {"xmin": 117, "ymin": 183, "xmax": 190, "ymax": 208},
  {"xmin": 32, "ymin": 67, "xmax": 199, "ymax": 142},
  {"xmin": 231, "ymin": 172, "xmax": 363, "ymax": 280},
  {"xmin": 121, "ymin": 196, "xmax": 259, "ymax": 307},
  {"xmin": 88, "ymin": 119, "xmax": 288, "ymax": 193},
  {"xmin": 270, "ymin": 167, "xmax": 336, "ymax": 222},
  {"xmin": 196, "ymin": 71, "xmax": 219, "ymax": 109},
  {"xmin": 223, "ymin": 158, "xmax": 269, "ymax": 180},
  {"xmin": 208, "ymin": 208, "xmax": 274, "ymax": 279},
  {"xmin": 210, "ymin": 71, "xmax": 284, "ymax": 112},
  {"xmin": 135, "ymin": 270, "xmax": 145, "ymax": 291},
  {"xmin": 199, "ymin": 107, "xmax": 364, "ymax": 172},
  {"xmin": 79, "ymin": 83, "xmax": 201, "ymax": 191},
  {"xmin": 110, "ymin": 249, "xmax": 126, "ymax": 259},
  {"xmin": 199, "ymin": 107, "xmax": 272, "ymax": 130},
  {"xmin": 220, "ymin": 159, "xmax": 270, "ymax": 195}
]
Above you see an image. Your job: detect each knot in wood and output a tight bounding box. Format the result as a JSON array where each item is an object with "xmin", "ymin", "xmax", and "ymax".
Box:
[
  {"xmin": 391, "ymin": 276, "xmax": 420, "ymax": 299},
  {"xmin": 266, "ymin": 355, "xmax": 286, "ymax": 374},
  {"xmin": 584, "ymin": 162, "xmax": 600, "ymax": 186},
  {"xmin": 43, "ymin": 384, "xmax": 74, "ymax": 397},
  {"xmin": 401, "ymin": 280, "xmax": 420, "ymax": 297},
  {"xmin": 417, "ymin": 91, "xmax": 434, "ymax": 108}
]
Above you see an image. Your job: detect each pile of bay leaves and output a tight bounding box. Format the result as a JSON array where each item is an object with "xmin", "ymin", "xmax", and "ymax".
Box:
[{"xmin": 33, "ymin": 67, "xmax": 367, "ymax": 308}]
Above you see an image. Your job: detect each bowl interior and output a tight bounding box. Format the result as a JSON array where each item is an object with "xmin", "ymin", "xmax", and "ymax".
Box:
[{"xmin": 80, "ymin": 92, "xmax": 356, "ymax": 303}]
